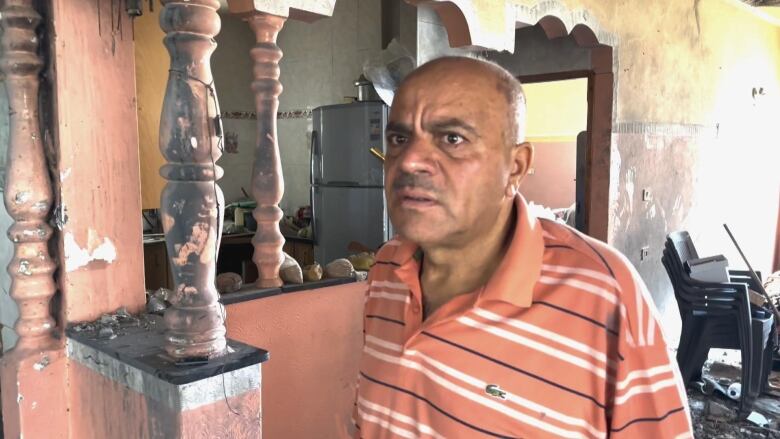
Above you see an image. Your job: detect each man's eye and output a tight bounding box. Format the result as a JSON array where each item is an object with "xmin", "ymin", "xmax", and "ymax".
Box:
[
  {"xmin": 443, "ymin": 133, "xmax": 464, "ymax": 145},
  {"xmin": 388, "ymin": 134, "xmax": 408, "ymax": 145}
]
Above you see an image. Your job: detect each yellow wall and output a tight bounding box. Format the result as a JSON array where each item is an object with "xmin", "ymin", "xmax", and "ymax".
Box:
[
  {"xmin": 523, "ymin": 78, "xmax": 587, "ymax": 142},
  {"xmin": 134, "ymin": 5, "xmax": 167, "ymax": 210},
  {"xmin": 520, "ymin": 78, "xmax": 586, "ymax": 209}
]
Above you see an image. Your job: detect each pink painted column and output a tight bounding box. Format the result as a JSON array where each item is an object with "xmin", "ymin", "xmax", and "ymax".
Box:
[
  {"xmin": 0, "ymin": 0, "xmax": 68, "ymax": 436},
  {"xmin": 158, "ymin": 0, "xmax": 227, "ymax": 359},
  {"xmin": 249, "ymin": 13, "xmax": 287, "ymax": 289}
]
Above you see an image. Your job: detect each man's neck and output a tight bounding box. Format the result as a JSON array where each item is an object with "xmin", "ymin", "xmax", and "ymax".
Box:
[{"xmin": 419, "ymin": 201, "xmax": 516, "ymax": 318}]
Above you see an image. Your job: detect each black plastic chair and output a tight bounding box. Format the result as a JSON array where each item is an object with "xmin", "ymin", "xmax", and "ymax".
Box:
[{"xmin": 662, "ymin": 231, "xmax": 774, "ymax": 416}]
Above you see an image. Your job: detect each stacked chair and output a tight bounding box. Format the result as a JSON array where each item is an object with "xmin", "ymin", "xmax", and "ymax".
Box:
[{"xmin": 662, "ymin": 231, "xmax": 775, "ymax": 415}]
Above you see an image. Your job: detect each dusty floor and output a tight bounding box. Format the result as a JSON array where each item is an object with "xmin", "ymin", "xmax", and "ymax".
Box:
[{"xmin": 689, "ymin": 351, "xmax": 780, "ymax": 438}]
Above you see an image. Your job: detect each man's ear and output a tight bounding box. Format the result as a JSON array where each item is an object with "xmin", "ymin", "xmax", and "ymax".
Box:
[{"xmin": 505, "ymin": 142, "xmax": 534, "ymax": 198}]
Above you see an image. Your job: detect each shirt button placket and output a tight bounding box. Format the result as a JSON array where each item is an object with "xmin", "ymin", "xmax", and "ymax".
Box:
[{"xmin": 404, "ymin": 299, "xmax": 423, "ymax": 349}]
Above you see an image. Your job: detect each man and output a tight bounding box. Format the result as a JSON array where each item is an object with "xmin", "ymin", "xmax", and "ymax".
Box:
[{"xmin": 353, "ymin": 56, "xmax": 692, "ymax": 438}]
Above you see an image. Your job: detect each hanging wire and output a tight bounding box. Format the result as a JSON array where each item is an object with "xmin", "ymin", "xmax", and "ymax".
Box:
[{"xmin": 220, "ymin": 363, "xmax": 241, "ymax": 416}]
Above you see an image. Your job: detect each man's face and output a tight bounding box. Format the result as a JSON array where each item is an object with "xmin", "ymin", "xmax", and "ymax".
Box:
[{"xmin": 384, "ymin": 61, "xmax": 523, "ymax": 248}]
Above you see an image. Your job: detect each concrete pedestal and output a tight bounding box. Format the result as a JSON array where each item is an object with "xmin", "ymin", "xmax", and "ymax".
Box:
[{"xmin": 66, "ymin": 315, "xmax": 269, "ymax": 438}]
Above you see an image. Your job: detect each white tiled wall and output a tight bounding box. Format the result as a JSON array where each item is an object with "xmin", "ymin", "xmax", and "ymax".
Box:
[
  {"xmin": 213, "ymin": 13, "xmax": 257, "ymax": 205},
  {"xmin": 214, "ymin": 0, "xmax": 383, "ymax": 214}
]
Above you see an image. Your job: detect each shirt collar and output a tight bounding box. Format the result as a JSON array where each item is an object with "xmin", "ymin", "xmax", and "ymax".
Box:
[{"xmin": 389, "ymin": 194, "xmax": 544, "ymax": 308}]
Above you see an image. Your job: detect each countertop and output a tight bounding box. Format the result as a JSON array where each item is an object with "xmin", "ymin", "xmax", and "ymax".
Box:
[
  {"xmin": 143, "ymin": 231, "xmax": 314, "ymax": 245},
  {"xmin": 220, "ymin": 277, "xmax": 357, "ymax": 306}
]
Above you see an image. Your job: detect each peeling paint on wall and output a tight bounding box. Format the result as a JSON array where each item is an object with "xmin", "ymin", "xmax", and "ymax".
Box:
[
  {"xmin": 625, "ymin": 167, "xmax": 635, "ymax": 216},
  {"xmin": 608, "ymin": 143, "xmax": 621, "ymax": 240},
  {"xmin": 60, "ymin": 167, "xmax": 71, "ymax": 182},
  {"xmin": 64, "ymin": 231, "xmax": 118, "ymax": 272}
]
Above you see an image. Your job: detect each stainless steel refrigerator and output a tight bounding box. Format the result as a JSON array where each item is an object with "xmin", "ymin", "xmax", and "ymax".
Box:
[{"xmin": 310, "ymin": 101, "xmax": 392, "ymax": 264}]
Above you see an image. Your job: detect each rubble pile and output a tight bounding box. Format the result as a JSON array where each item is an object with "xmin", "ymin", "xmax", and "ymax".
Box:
[
  {"xmin": 689, "ymin": 355, "xmax": 780, "ymax": 438},
  {"xmin": 70, "ymin": 306, "xmax": 157, "ymax": 340}
]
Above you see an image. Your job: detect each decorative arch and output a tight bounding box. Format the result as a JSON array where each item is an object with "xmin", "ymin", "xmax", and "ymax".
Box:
[
  {"xmin": 406, "ymin": 0, "xmax": 516, "ymax": 51},
  {"xmin": 569, "ymin": 23, "xmax": 600, "ymax": 48},
  {"xmin": 536, "ymin": 15, "xmax": 569, "ymax": 40},
  {"xmin": 406, "ymin": 0, "xmax": 618, "ymax": 52},
  {"xmin": 514, "ymin": 0, "xmax": 617, "ymax": 47}
]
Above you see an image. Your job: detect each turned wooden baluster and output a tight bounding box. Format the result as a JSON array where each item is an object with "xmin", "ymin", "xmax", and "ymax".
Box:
[
  {"xmin": 248, "ymin": 13, "xmax": 286, "ymax": 288},
  {"xmin": 226, "ymin": 1, "xmax": 334, "ymax": 287},
  {"xmin": 159, "ymin": 0, "xmax": 226, "ymax": 359},
  {"xmin": 1, "ymin": 0, "xmax": 57, "ymax": 351}
]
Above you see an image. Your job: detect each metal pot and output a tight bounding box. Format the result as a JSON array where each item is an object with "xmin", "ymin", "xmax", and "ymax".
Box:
[{"xmin": 354, "ymin": 74, "xmax": 381, "ymax": 102}]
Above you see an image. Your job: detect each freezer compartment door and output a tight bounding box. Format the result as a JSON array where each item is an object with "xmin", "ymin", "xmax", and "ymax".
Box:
[
  {"xmin": 312, "ymin": 185, "xmax": 389, "ymax": 265},
  {"xmin": 312, "ymin": 102, "xmax": 387, "ymax": 187}
]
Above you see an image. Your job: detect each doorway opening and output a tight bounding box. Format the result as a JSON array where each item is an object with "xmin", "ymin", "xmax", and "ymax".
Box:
[
  {"xmin": 488, "ymin": 21, "xmax": 614, "ymax": 241},
  {"xmin": 520, "ymin": 77, "xmax": 588, "ymax": 232}
]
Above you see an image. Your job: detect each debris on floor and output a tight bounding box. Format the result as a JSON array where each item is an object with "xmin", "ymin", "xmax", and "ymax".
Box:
[
  {"xmin": 689, "ymin": 351, "xmax": 780, "ymax": 438},
  {"xmin": 70, "ymin": 306, "xmax": 156, "ymax": 340},
  {"xmin": 145, "ymin": 287, "xmax": 172, "ymax": 315}
]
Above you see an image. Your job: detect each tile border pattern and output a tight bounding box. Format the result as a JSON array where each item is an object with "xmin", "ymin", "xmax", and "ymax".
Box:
[{"xmin": 223, "ymin": 109, "xmax": 313, "ymax": 120}]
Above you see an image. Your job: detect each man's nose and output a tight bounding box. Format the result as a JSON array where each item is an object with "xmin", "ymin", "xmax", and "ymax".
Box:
[{"xmin": 397, "ymin": 135, "xmax": 436, "ymax": 175}]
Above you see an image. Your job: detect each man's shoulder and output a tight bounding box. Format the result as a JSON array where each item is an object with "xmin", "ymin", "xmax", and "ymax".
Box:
[
  {"xmin": 538, "ymin": 218, "xmax": 664, "ymax": 348},
  {"xmin": 367, "ymin": 238, "xmax": 409, "ymax": 281},
  {"xmin": 537, "ymin": 218, "xmax": 639, "ymax": 295},
  {"xmin": 375, "ymin": 238, "xmax": 405, "ymax": 261}
]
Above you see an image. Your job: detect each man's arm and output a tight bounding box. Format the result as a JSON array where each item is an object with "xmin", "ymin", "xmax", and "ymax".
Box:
[{"xmin": 606, "ymin": 252, "xmax": 693, "ymax": 438}]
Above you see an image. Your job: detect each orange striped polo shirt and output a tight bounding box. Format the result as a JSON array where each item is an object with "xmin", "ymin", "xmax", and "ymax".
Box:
[{"xmin": 354, "ymin": 195, "xmax": 692, "ymax": 438}]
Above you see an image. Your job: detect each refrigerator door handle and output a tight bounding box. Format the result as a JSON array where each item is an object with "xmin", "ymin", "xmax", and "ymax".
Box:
[
  {"xmin": 310, "ymin": 130, "xmax": 319, "ymax": 185},
  {"xmin": 310, "ymin": 185, "xmax": 318, "ymax": 245}
]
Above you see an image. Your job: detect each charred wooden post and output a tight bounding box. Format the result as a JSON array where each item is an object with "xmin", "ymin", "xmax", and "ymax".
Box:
[
  {"xmin": 1, "ymin": 0, "xmax": 57, "ymax": 352},
  {"xmin": 158, "ymin": 0, "xmax": 227, "ymax": 359},
  {"xmin": 248, "ymin": 13, "xmax": 287, "ymax": 288}
]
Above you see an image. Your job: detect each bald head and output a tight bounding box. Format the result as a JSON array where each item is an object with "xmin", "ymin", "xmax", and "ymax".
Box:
[
  {"xmin": 383, "ymin": 54, "xmax": 535, "ymax": 248},
  {"xmin": 398, "ymin": 56, "xmax": 527, "ymax": 144}
]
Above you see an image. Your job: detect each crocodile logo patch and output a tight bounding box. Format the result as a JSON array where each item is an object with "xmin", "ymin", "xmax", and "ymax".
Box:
[{"xmin": 485, "ymin": 384, "xmax": 507, "ymax": 400}]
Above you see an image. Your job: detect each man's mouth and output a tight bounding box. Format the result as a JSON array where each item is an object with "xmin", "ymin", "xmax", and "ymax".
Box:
[{"xmin": 395, "ymin": 189, "xmax": 438, "ymax": 208}]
